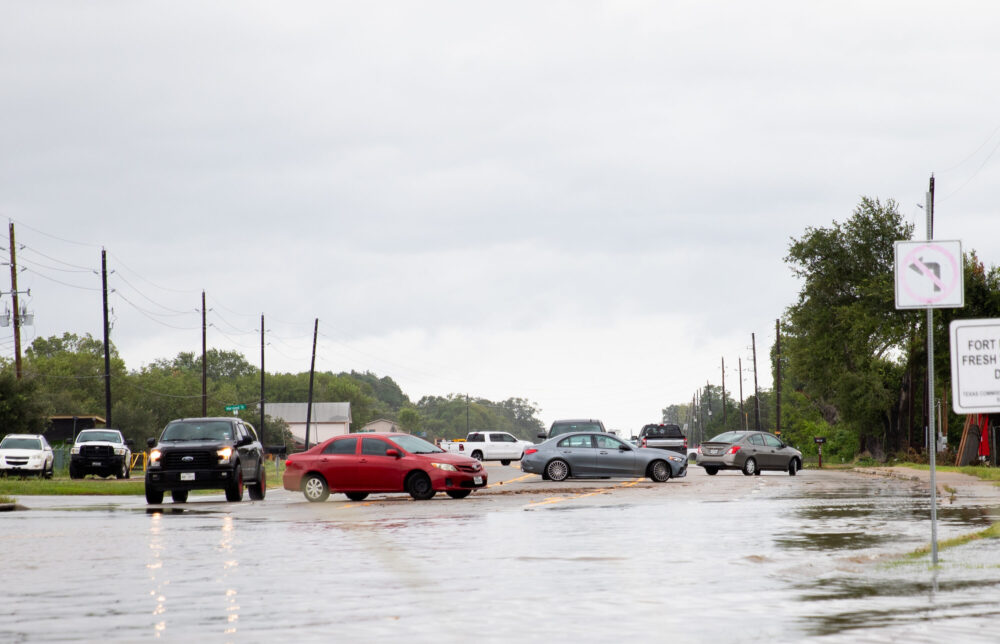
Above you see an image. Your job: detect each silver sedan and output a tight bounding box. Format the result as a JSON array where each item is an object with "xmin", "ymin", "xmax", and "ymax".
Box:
[
  {"xmin": 696, "ymin": 430, "xmax": 803, "ymax": 476},
  {"xmin": 520, "ymin": 432, "xmax": 687, "ymax": 482}
]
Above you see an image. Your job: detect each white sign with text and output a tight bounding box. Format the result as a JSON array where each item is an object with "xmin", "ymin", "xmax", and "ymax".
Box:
[{"xmin": 950, "ymin": 318, "xmax": 1000, "ymax": 414}]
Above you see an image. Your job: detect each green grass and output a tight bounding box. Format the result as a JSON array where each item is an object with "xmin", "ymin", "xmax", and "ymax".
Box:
[
  {"xmin": 895, "ymin": 463, "xmax": 1000, "ymax": 484},
  {"xmin": 0, "ymin": 495, "xmax": 14, "ymax": 504},
  {"xmin": 902, "ymin": 521, "xmax": 1000, "ymax": 561}
]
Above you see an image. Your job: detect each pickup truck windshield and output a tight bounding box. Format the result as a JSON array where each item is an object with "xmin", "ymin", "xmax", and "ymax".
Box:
[
  {"xmin": 550, "ymin": 422, "xmax": 602, "ymax": 437},
  {"xmin": 161, "ymin": 421, "xmax": 233, "ymax": 441},
  {"xmin": 76, "ymin": 431, "xmax": 122, "ymax": 443}
]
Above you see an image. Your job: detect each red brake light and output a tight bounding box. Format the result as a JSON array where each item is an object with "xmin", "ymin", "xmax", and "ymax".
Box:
[
  {"xmin": 524, "ymin": 448, "xmax": 538, "ymax": 455},
  {"xmin": 728, "ymin": 445, "xmax": 741, "ymax": 454},
  {"xmin": 641, "ymin": 438, "xmax": 647, "ymax": 448},
  {"xmin": 459, "ymin": 444, "xmax": 464, "ymax": 451}
]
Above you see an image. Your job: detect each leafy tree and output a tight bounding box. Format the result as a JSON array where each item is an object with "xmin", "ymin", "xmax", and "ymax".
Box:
[
  {"xmin": 398, "ymin": 407, "xmax": 421, "ymax": 433},
  {"xmin": 0, "ymin": 367, "xmax": 47, "ymax": 435}
]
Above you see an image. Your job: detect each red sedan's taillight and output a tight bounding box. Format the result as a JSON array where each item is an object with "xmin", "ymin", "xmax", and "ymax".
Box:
[
  {"xmin": 728, "ymin": 445, "xmax": 742, "ymax": 455},
  {"xmin": 524, "ymin": 448, "xmax": 538, "ymax": 455},
  {"xmin": 285, "ymin": 458, "xmax": 298, "ymax": 469}
]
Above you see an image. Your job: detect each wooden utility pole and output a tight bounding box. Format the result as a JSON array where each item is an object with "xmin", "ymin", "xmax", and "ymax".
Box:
[
  {"xmin": 721, "ymin": 357, "xmax": 727, "ymax": 429},
  {"xmin": 102, "ymin": 250, "xmax": 112, "ymax": 427},
  {"xmin": 201, "ymin": 290, "xmax": 207, "ymax": 416},
  {"xmin": 305, "ymin": 318, "xmax": 318, "ymax": 450},
  {"xmin": 775, "ymin": 319, "xmax": 781, "ymax": 436},
  {"xmin": 8, "ymin": 222, "xmax": 22, "ymax": 379},
  {"xmin": 752, "ymin": 332, "xmax": 761, "ymax": 431},
  {"xmin": 260, "ymin": 314, "xmax": 265, "ymax": 440},
  {"xmin": 738, "ymin": 357, "xmax": 745, "ymax": 429}
]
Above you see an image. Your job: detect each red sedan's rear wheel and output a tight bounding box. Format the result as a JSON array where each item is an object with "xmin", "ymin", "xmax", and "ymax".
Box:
[{"xmin": 303, "ymin": 474, "xmax": 330, "ymax": 502}]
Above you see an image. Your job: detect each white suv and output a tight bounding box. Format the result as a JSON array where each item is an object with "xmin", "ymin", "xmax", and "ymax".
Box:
[{"xmin": 0, "ymin": 434, "xmax": 54, "ymax": 477}]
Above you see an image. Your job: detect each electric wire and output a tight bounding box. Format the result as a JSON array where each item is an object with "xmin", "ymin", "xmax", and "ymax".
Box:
[{"xmin": 113, "ymin": 292, "xmax": 201, "ymax": 330}]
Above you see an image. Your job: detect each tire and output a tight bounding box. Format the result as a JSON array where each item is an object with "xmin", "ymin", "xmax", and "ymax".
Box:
[
  {"xmin": 446, "ymin": 490, "xmax": 472, "ymax": 499},
  {"xmin": 742, "ymin": 457, "xmax": 757, "ymax": 476},
  {"xmin": 225, "ymin": 467, "xmax": 244, "ymax": 502},
  {"xmin": 124, "ymin": 464, "xmax": 130, "ymax": 479},
  {"xmin": 145, "ymin": 487, "xmax": 164, "ymax": 504},
  {"xmin": 704, "ymin": 466, "xmax": 719, "ymax": 476},
  {"xmin": 248, "ymin": 466, "xmax": 267, "ymax": 501},
  {"xmin": 500, "ymin": 460, "xmax": 511, "ymax": 466},
  {"xmin": 406, "ymin": 472, "xmax": 436, "ymax": 500},
  {"xmin": 541, "ymin": 471, "xmax": 551, "ymax": 481},
  {"xmin": 345, "ymin": 492, "xmax": 369, "ymax": 501},
  {"xmin": 302, "ymin": 474, "xmax": 329, "ymax": 502},
  {"xmin": 44, "ymin": 461, "xmax": 54, "ymax": 479},
  {"xmin": 648, "ymin": 460, "xmax": 671, "ymax": 482},
  {"xmin": 788, "ymin": 458, "xmax": 800, "ymax": 476},
  {"xmin": 171, "ymin": 490, "xmax": 189, "ymax": 503},
  {"xmin": 117, "ymin": 459, "xmax": 128, "ymax": 480},
  {"xmin": 471, "ymin": 451, "xmax": 484, "ymax": 462},
  {"xmin": 69, "ymin": 464, "xmax": 81, "ymax": 480},
  {"xmin": 545, "ymin": 459, "xmax": 569, "ymax": 482}
]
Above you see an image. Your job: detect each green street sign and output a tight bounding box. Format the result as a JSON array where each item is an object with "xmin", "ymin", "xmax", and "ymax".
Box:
[{"xmin": 225, "ymin": 404, "xmax": 246, "ymax": 411}]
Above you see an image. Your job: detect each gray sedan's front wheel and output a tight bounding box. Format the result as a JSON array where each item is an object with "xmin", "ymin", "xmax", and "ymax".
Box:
[
  {"xmin": 545, "ymin": 459, "xmax": 569, "ymax": 481},
  {"xmin": 648, "ymin": 460, "xmax": 671, "ymax": 482},
  {"xmin": 788, "ymin": 458, "xmax": 800, "ymax": 476}
]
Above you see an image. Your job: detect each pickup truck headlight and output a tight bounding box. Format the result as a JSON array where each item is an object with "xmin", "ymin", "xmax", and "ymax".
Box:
[
  {"xmin": 431, "ymin": 462, "xmax": 458, "ymax": 472},
  {"xmin": 70, "ymin": 446, "xmax": 81, "ymax": 455},
  {"xmin": 114, "ymin": 447, "xmax": 125, "ymax": 455},
  {"xmin": 217, "ymin": 446, "xmax": 234, "ymax": 464},
  {"xmin": 149, "ymin": 449, "xmax": 162, "ymax": 466}
]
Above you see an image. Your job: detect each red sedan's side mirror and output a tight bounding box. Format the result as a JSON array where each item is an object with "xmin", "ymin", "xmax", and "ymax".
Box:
[{"xmin": 386, "ymin": 449, "xmax": 401, "ymax": 458}]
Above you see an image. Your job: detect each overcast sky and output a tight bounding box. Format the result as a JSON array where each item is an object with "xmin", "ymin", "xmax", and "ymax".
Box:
[{"xmin": 2, "ymin": 2, "xmax": 999, "ymax": 433}]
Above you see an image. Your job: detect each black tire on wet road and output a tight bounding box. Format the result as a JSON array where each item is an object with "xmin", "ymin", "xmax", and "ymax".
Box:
[
  {"xmin": 648, "ymin": 460, "xmax": 671, "ymax": 482},
  {"xmin": 248, "ymin": 467, "xmax": 266, "ymax": 501},
  {"xmin": 742, "ymin": 458, "xmax": 757, "ymax": 476},
  {"xmin": 446, "ymin": 490, "xmax": 472, "ymax": 499},
  {"xmin": 705, "ymin": 466, "xmax": 719, "ymax": 476},
  {"xmin": 145, "ymin": 487, "xmax": 164, "ymax": 504},
  {"xmin": 406, "ymin": 472, "xmax": 435, "ymax": 500},
  {"xmin": 171, "ymin": 490, "xmax": 188, "ymax": 503},
  {"xmin": 226, "ymin": 467, "xmax": 244, "ymax": 502},
  {"xmin": 345, "ymin": 492, "xmax": 369, "ymax": 501},
  {"xmin": 546, "ymin": 459, "xmax": 570, "ymax": 481},
  {"xmin": 789, "ymin": 458, "xmax": 799, "ymax": 476}
]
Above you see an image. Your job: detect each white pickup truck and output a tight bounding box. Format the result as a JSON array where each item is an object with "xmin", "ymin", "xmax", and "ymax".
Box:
[{"xmin": 441, "ymin": 431, "xmax": 534, "ymax": 465}]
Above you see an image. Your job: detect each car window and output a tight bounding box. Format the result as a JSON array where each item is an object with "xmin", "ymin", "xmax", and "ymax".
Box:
[
  {"xmin": 0, "ymin": 437, "xmax": 42, "ymax": 450},
  {"xmin": 709, "ymin": 431, "xmax": 747, "ymax": 444},
  {"xmin": 390, "ymin": 434, "xmax": 442, "ymax": 454},
  {"xmin": 362, "ymin": 438, "xmax": 391, "ymax": 456},
  {"xmin": 467, "ymin": 433, "xmax": 484, "ymax": 442},
  {"xmin": 749, "ymin": 434, "xmax": 765, "ymax": 446},
  {"xmin": 162, "ymin": 421, "xmax": 233, "ymax": 441},
  {"xmin": 762, "ymin": 434, "xmax": 783, "ymax": 448},
  {"xmin": 76, "ymin": 431, "xmax": 121, "ymax": 443},
  {"xmin": 558, "ymin": 434, "xmax": 594, "ymax": 448},
  {"xmin": 595, "ymin": 435, "xmax": 625, "ymax": 449},
  {"xmin": 491, "ymin": 433, "xmax": 515, "ymax": 442},
  {"xmin": 323, "ymin": 438, "xmax": 357, "ymax": 455}
]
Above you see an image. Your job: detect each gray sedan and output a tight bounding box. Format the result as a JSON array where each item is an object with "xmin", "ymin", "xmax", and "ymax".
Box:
[
  {"xmin": 696, "ymin": 430, "xmax": 803, "ymax": 476},
  {"xmin": 520, "ymin": 432, "xmax": 687, "ymax": 482}
]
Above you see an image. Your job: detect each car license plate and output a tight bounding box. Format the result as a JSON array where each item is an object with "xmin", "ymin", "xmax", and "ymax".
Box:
[
  {"xmin": 180, "ymin": 472, "xmax": 195, "ymax": 481},
  {"xmin": 92, "ymin": 461, "xmax": 102, "ymax": 466},
  {"xmin": 707, "ymin": 449, "xmax": 721, "ymax": 455},
  {"xmin": 473, "ymin": 476, "xmax": 483, "ymax": 485}
]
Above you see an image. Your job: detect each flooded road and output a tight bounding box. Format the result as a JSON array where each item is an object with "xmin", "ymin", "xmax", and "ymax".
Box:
[{"xmin": 2, "ymin": 467, "xmax": 1000, "ymax": 642}]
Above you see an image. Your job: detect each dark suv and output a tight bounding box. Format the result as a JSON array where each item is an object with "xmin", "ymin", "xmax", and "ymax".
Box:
[
  {"xmin": 145, "ymin": 417, "xmax": 266, "ymax": 504},
  {"xmin": 636, "ymin": 423, "xmax": 687, "ymax": 454},
  {"xmin": 538, "ymin": 419, "xmax": 607, "ymax": 440}
]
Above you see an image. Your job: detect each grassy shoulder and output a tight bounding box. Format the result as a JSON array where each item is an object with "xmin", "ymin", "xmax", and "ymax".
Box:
[
  {"xmin": 894, "ymin": 463, "xmax": 1000, "ymax": 484},
  {"xmin": 901, "ymin": 521, "xmax": 1000, "ymax": 562},
  {"xmin": 0, "ymin": 461, "xmax": 287, "ymax": 497}
]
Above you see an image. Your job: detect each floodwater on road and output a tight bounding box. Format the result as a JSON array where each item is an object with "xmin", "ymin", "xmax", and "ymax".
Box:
[{"xmin": 2, "ymin": 468, "xmax": 1000, "ymax": 643}]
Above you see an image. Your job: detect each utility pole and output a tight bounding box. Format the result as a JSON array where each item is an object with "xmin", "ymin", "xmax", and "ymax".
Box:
[
  {"xmin": 102, "ymin": 250, "xmax": 112, "ymax": 427},
  {"xmin": 721, "ymin": 357, "xmax": 727, "ymax": 429},
  {"xmin": 260, "ymin": 314, "xmax": 265, "ymax": 441},
  {"xmin": 775, "ymin": 319, "xmax": 781, "ymax": 436},
  {"xmin": 466, "ymin": 394, "xmax": 470, "ymax": 434},
  {"xmin": 8, "ymin": 222, "xmax": 22, "ymax": 379},
  {"xmin": 926, "ymin": 174, "xmax": 939, "ymax": 565},
  {"xmin": 705, "ymin": 379, "xmax": 712, "ymax": 432},
  {"xmin": 201, "ymin": 290, "xmax": 207, "ymax": 416},
  {"xmin": 305, "ymin": 318, "xmax": 318, "ymax": 450},
  {"xmin": 751, "ymin": 332, "xmax": 761, "ymax": 431},
  {"xmin": 738, "ymin": 357, "xmax": 745, "ymax": 429}
]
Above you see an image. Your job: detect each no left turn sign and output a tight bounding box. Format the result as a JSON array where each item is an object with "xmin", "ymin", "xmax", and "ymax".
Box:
[{"xmin": 894, "ymin": 240, "xmax": 964, "ymax": 309}]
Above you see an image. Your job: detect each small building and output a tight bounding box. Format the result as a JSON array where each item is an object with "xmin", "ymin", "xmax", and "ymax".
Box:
[
  {"xmin": 46, "ymin": 415, "xmax": 106, "ymax": 444},
  {"xmin": 359, "ymin": 418, "xmax": 401, "ymax": 433},
  {"xmin": 266, "ymin": 402, "xmax": 351, "ymax": 447}
]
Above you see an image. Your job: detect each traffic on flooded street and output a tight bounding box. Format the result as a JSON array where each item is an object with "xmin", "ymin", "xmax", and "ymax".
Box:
[{"xmin": 3, "ymin": 464, "xmax": 1000, "ymax": 643}]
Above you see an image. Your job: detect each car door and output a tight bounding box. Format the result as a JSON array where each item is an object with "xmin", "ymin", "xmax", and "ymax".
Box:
[
  {"xmin": 760, "ymin": 433, "xmax": 786, "ymax": 469},
  {"xmin": 317, "ymin": 437, "xmax": 360, "ymax": 490},
  {"xmin": 555, "ymin": 434, "xmax": 597, "ymax": 476},
  {"xmin": 236, "ymin": 423, "xmax": 260, "ymax": 480},
  {"xmin": 594, "ymin": 434, "xmax": 636, "ymax": 476},
  {"xmin": 746, "ymin": 433, "xmax": 767, "ymax": 467},
  {"xmin": 490, "ymin": 433, "xmax": 518, "ymax": 460},
  {"xmin": 357, "ymin": 437, "xmax": 406, "ymax": 491}
]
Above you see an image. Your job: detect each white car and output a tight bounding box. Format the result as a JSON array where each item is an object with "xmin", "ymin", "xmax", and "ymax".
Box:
[{"xmin": 0, "ymin": 434, "xmax": 55, "ymax": 477}]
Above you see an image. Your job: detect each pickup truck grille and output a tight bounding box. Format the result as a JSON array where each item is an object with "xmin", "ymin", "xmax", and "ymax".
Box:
[
  {"xmin": 80, "ymin": 445, "xmax": 114, "ymax": 458},
  {"xmin": 163, "ymin": 451, "xmax": 216, "ymax": 470}
]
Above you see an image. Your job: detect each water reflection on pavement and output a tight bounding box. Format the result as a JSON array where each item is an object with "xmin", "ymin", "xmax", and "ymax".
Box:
[{"xmin": 2, "ymin": 469, "xmax": 999, "ymax": 643}]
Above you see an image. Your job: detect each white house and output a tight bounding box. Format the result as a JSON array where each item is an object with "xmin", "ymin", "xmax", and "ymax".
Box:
[
  {"xmin": 359, "ymin": 418, "xmax": 401, "ymax": 433},
  {"xmin": 266, "ymin": 402, "xmax": 351, "ymax": 446}
]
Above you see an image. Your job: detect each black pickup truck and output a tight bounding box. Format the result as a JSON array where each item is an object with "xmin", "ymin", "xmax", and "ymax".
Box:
[{"xmin": 636, "ymin": 423, "xmax": 687, "ymax": 454}]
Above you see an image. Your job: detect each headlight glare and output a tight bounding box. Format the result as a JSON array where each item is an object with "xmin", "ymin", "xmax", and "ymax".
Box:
[
  {"xmin": 217, "ymin": 446, "xmax": 233, "ymax": 462},
  {"xmin": 150, "ymin": 449, "xmax": 162, "ymax": 464},
  {"xmin": 431, "ymin": 462, "xmax": 458, "ymax": 472}
]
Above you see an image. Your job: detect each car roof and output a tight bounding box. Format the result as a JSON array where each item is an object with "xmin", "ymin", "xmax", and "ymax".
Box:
[{"xmin": 2, "ymin": 434, "xmax": 45, "ymax": 439}]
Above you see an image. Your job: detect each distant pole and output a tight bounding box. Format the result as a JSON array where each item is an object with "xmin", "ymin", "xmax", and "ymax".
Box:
[
  {"xmin": 260, "ymin": 314, "xmax": 265, "ymax": 440},
  {"xmin": 751, "ymin": 333, "xmax": 761, "ymax": 431},
  {"xmin": 705, "ymin": 379, "xmax": 712, "ymax": 432},
  {"xmin": 775, "ymin": 319, "xmax": 781, "ymax": 436},
  {"xmin": 738, "ymin": 357, "xmax": 745, "ymax": 429},
  {"xmin": 102, "ymin": 250, "xmax": 112, "ymax": 427},
  {"xmin": 721, "ymin": 357, "xmax": 727, "ymax": 429},
  {"xmin": 466, "ymin": 394, "xmax": 470, "ymax": 434},
  {"xmin": 926, "ymin": 174, "xmax": 939, "ymax": 566},
  {"xmin": 201, "ymin": 290, "xmax": 207, "ymax": 416},
  {"xmin": 305, "ymin": 318, "xmax": 318, "ymax": 450},
  {"xmin": 8, "ymin": 222, "xmax": 22, "ymax": 379}
]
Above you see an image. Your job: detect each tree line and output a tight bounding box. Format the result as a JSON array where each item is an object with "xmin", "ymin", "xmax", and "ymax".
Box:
[
  {"xmin": 0, "ymin": 339, "xmax": 545, "ymax": 447},
  {"xmin": 665, "ymin": 197, "xmax": 1000, "ymax": 463}
]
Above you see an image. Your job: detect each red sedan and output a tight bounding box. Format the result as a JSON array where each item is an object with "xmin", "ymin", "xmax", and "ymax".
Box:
[{"xmin": 282, "ymin": 433, "xmax": 488, "ymax": 502}]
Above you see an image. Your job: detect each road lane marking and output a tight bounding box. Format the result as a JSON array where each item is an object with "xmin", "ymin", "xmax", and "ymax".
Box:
[
  {"xmin": 487, "ymin": 473, "xmax": 533, "ymax": 488},
  {"xmin": 524, "ymin": 477, "xmax": 644, "ymax": 508}
]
